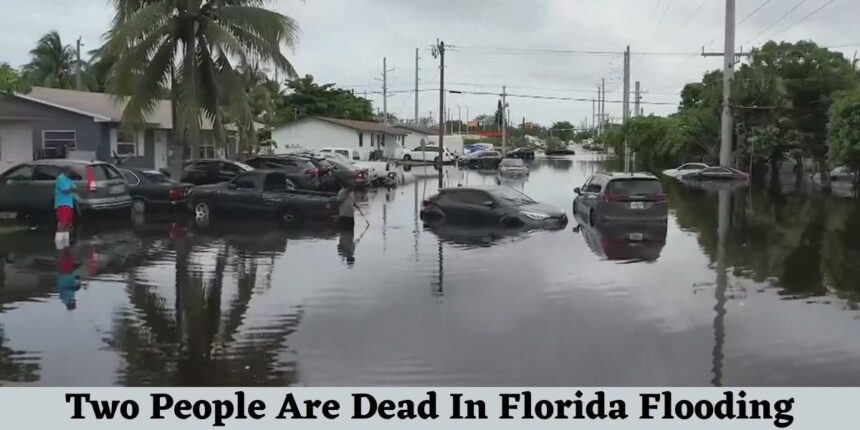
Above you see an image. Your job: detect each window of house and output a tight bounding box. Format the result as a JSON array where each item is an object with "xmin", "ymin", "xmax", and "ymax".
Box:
[
  {"xmin": 116, "ymin": 130, "xmax": 139, "ymax": 156},
  {"xmin": 199, "ymin": 134, "xmax": 216, "ymax": 159},
  {"xmin": 358, "ymin": 133, "xmax": 364, "ymax": 147},
  {"xmin": 42, "ymin": 130, "xmax": 76, "ymax": 158}
]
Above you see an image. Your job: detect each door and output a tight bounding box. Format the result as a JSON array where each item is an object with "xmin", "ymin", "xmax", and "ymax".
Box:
[
  {"xmin": 0, "ymin": 164, "xmax": 34, "ymax": 212},
  {"xmin": 223, "ymin": 173, "xmax": 261, "ymax": 212},
  {"xmin": 444, "ymin": 189, "xmax": 499, "ymax": 223},
  {"xmin": 0, "ymin": 122, "xmax": 34, "ymax": 174},
  {"xmin": 182, "ymin": 160, "xmax": 217, "ymax": 185},
  {"xmin": 153, "ymin": 130, "xmax": 168, "ymax": 171},
  {"xmin": 581, "ymin": 176, "xmax": 603, "ymax": 214}
]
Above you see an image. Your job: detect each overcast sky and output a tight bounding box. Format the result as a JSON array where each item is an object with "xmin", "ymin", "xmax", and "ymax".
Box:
[{"xmin": 1, "ymin": 0, "xmax": 857, "ymax": 126}]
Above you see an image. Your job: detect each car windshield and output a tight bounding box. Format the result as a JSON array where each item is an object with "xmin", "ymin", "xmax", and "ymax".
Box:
[
  {"xmin": 607, "ymin": 179, "xmax": 663, "ymax": 196},
  {"xmin": 142, "ymin": 171, "xmax": 174, "ymax": 183},
  {"xmin": 500, "ymin": 159, "xmax": 524, "ymax": 167},
  {"xmin": 490, "ymin": 187, "xmax": 536, "ymax": 205}
]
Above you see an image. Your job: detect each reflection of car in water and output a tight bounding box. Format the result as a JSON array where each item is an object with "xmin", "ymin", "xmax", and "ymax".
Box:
[
  {"xmin": 424, "ymin": 221, "xmax": 544, "ymax": 248},
  {"xmin": 573, "ymin": 214, "xmax": 668, "ymax": 262}
]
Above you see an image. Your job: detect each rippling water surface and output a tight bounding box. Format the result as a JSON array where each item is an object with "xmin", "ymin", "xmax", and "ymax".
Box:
[{"xmin": 2, "ymin": 155, "xmax": 860, "ymax": 386}]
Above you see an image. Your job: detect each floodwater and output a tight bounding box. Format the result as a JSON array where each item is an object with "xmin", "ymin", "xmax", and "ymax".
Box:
[{"xmin": 2, "ymin": 155, "xmax": 860, "ymax": 386}]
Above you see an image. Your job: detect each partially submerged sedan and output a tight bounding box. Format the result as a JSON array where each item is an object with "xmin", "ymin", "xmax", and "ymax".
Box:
[
  {"xmin": 498, "ymin": 158, "xmax": 529, "ymax": 176},
  {"xmin": 420, "ymin": 186, "xmax": 567, "ymax": 229},
  {"xmin": 662, "ymin": 162, "xmax": 708, "ymax": 179}
]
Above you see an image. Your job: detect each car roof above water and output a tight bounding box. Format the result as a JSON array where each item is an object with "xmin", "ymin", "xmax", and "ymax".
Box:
[{"xmin": 595, "ymin": 171, "xmax": 659, "ymax": 180}]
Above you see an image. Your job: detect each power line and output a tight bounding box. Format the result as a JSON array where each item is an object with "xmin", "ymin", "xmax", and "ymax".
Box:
[
  {"xmin": 683, "ymin": 0, "xmax": 712, "ymax": 25},
  {"xmin": 648, "ymin": 0, "xmax": 673, "ymax": 46},
  {"xmin": 447, "ymin": 89, "xmax": 679, "ymax": 106},
  {"xmin": 766, "ymin": 0, "xmax": 839, "ymax": 39},
  {"xmin": 446, "ymin": 44, "xmax": 698, "ymax": 57},
  {"xmin": 743, "ymin": 0, "xmax": 808, "ymax": 46},
  {"xmin": 738, "ymin": 0, "xmax": 773, "ymax": 25}
]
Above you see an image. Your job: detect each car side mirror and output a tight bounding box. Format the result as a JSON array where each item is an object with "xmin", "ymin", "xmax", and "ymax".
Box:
[
  {"xmin": 482, "ymin": 200, "xmax": 496, "ymax": 208},
  {"xmin": 574, "ymin": 187, "xmax": 581, "ymax": 195}
]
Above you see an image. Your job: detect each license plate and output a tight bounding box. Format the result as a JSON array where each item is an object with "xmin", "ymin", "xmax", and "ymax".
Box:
[
  {"xmin": 109, "ymin": 185, "xmax": 125, "ymax": 194},
  {"xmin": 629, "ymin": 232, "xmax": 644, "ymax": 241},
  {"xmin": 630, "ymin": 202, "xmax": 644, "ymax": 209}
]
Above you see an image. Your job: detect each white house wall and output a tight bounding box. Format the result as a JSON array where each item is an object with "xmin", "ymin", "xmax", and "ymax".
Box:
[{"xmin": 272, "ymin": 119, "xmax": 406, "ymax": 160}]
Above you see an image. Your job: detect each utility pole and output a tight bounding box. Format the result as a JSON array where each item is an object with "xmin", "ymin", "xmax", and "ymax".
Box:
[
  {"xmin": 623, "ymin": 46, "xmax": 631, "ymax": 171},
  {"xmin": 380, "ymin": 57, "xmax": 394, "ymax": 155},
  {"xmin": 414, "ymin": 48, "xmax": 420, "ymax": 124},
  {"xmin": 635, "ymin": 81, "xmax": 641, "ymax": 117},
  {"xmin": 466, "ymin": 106, "xmax": 470, "ymax": 134},
  {"xmin": 719, "ymin": 0, "xmax": 735, "ymax": 168},
  {"xmin": 501, "ymin": 86, "xmax": 508, "ymax": 155},
  {"xmin": 592, "ymin": 98, "xmax": 596, "ymax": 132},
  {"xmin": 75, "ymin": 37, "xmax": 83, "ymax": 91},
  {"xmin": 600, "ymin": 78, "xmax": 606, "ymax": 135},
  {"xmin": 700, "ymin": 1, "xmax": 748, "ymax": 167},
  {"xmin": 457, "ymin": 105, "xmax": 462, "ymax": 134},
  {"xmin": 433, "ymin": 40, "xmax": 445, "ymax": 188}
]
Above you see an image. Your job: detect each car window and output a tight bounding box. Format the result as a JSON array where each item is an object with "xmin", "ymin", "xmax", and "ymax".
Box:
[
  {"xmin": 187, "ymin": 160, "xmax": 215, "ymax": 170},
  {"xmin": 607, "ymin": 179, "xmax": 663, "ymax": 195},
  {"xmin": 585, "ymin": 177, "xmax": 602, "ymax": 193},
  {"xmin": 232, "ymin": 174, "xmax": 258, "ymax": 190},
  {"xmin": 336, "ymin": 150, "xmax": 350, "ymax": 158},
  {"xmin": 680, "ymin": 164, "xmax": 703, "ymax": 170},
  {"xmin": 490, "ymin": 187, "xmax": 536, "ymax": 206},
  {"xmin": 92, "ymin": 164, "xmax": 122, "ymax": 181},
  {"xmin": 500, "ymin": 159, "xmax": 523, "ymax": 167},
  {"xmin": 33, "ymin": 165, "xmax": 62, "ymax": 181},
  {"xmin": 702, "ymin": 167, "xmax": 728, "ymax": 174},
  {"xmin": 3, "ymin": 165, "xmax": 33, "ymax": 181},
  {"xmin": 120, "ymin": 169, "xmax": 140, "ymax": 185},
  {"xmin": 263, "ymin": 173, "xmax": 292, "ymax": 192},
  {"xmin": 221, "ymin": 162, "xmax": 245, "ymax": 173},
  {"xmin": 448, "ymin": 190, "xmax": 492, "ymax": 205},
  {"xmin": 142, "ymin": 171, "xmax": 173, "ymax": 184}
]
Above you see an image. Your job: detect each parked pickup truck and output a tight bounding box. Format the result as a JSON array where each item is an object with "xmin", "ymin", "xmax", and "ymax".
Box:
[{"xmin": 186, "ymin": 170, "xmax": 338, "ymax": 228}]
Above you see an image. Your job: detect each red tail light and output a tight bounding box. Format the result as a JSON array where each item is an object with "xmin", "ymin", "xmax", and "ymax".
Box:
[
  {"xmin": 653, "ymin": 193, "xmax": 667, "ymax": 203},
  {"xmin": 422, "ymin": 199, "xmax": 432, "ymax": 207},
  {"xmin": 305, "ymin": 168, "xmax": 319, "ymax": 176},
  {"xmin": 601, "ymin": 193, "xmax": 623, "ymax": 203},
  {"xmin": 84, "ymin": 166, "xmax": 96, "ymax": 193},
  {"xmin": 168, "ymin": 188, "xmax": 184, "ymax": 201}
]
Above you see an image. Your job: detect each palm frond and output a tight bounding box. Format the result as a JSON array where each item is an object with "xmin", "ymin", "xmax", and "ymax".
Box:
[{"xmin": 120, "ymin": 39, "xmax": 176, "ymax": 129}]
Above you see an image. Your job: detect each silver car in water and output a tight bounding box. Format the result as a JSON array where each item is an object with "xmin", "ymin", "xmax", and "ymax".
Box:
[{"xmin": 573, "ymin": 172, "xmax": 668, "ymax": 225}]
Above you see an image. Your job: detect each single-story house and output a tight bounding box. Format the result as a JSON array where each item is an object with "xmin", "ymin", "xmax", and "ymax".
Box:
[
  {"xmin": 0, "ymin": 86, "xmax": 235, "ymax": 173},
  {"xmin": 394, "ymin": 124, "xmax": 438, "ymax": 150},
  {"xmin": 271, "ymin": 117, "xmax": 409, "ymax": 161}
]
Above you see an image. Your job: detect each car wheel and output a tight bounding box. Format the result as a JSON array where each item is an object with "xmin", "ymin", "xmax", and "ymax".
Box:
[
  {"xmin": 131, "ymin": 199, "xmax": 146, "ymax": 214},
  {"xmin": 403, "ymin": 154, "xmax": 412, "ymax": 161},
  {"xmin": 276, "ymin": 207, "xmax": 303, "ymax": 228},
  {"xmin": 193, "ymin": 200, "xmax": 212, "ymax": 226}
]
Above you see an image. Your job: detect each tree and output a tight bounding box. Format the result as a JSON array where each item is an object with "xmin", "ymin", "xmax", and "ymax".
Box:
[
  {"xmin": 550, "ymin": 121, "xmax": 575, "ymax": 142},
  {"xmin": 277, "ymin": 75, "xmax": 374, "ymax": 123},
  {"xmin": 827, "ymin": 89, "xmax": 860, "ymax": 180},
  {"xmin": 0, "ymin": 64, "xmax": 29, "ymax": 94},
  {"xmin": 104, "ymin": 0, "xmax": 299, "ymax": 177},
  {"xmin": 22, "ymin": 31, "xmax": 76, "ymax": 89}
]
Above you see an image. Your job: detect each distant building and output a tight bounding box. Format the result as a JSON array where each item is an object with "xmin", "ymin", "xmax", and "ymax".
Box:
[
  {"xmin": 393, "ymin": 124, "xmax": 438, "ymax": 150},
  {"xmin": 271, "ymin": 117, "xmax": 409, "ymax": 160},
  {"xmin": 0, "ymin": 87, "xmax": 234, "ymax": 173}
]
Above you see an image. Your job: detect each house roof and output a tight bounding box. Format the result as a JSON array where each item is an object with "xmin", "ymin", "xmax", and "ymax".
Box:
[
  {"xmin": 302, "ymin": 117, "xmax": 408, "ymax": 135},
  {"xmin": 393, "ymin": 124, "xmax": 439, "ymax": 135},
  {"xmin": 15, "ymin": 87, "xmax": 218, "ymax": 130}
]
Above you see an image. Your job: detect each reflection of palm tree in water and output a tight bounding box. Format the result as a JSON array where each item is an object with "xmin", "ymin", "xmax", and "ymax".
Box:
[{"xmin": 110, "ymin": 236, "xmax": 303, "ymax": 386}]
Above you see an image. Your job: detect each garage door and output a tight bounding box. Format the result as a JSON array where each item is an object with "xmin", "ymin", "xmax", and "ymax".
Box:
[{"xmin": 0, "ymin": 122, "xmax": 34, "ymax": 174}]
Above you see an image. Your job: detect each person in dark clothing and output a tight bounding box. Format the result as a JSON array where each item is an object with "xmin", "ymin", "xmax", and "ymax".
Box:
[{"xmin": 337, "ymin": 184, "xmax": 357, "ymax": 230}]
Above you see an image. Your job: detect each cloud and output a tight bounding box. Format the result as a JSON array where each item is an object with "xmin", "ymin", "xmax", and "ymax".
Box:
[{"xmin": 2, "ymin": 0, "xmax": 857, "ymax": 125}]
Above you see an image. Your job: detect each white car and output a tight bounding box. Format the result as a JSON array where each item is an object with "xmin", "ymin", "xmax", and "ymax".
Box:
[
  {"xmin": 662, "ymin": 163, "xmax": 709, "ymax": 179},
  {"xmin": 402, "ymin": 145, "xmax": 454, "ymax": 163},
  {"xmin": 320, "ymin": 147, "xmax": 357, "ymax": 160}
]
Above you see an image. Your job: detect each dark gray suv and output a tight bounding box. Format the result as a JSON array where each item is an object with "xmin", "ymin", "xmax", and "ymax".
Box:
[
  {"xmin": 573, "ymin": 172, "xmax": 668, "ymax": 225},
  {"xmin": 0, "ymin": 159, "xmax": 133, "ymax": 217}
]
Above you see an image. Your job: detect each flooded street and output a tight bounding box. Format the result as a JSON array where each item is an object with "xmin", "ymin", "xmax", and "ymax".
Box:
[{"xmin": 2, "ymin": 155, "xmax": 860, "ymax": 386}]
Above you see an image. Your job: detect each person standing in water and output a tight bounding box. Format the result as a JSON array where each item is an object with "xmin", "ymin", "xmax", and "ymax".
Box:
[
  {"xmin": 54, "ymin": 166, "xmax": 76, "ymax": 248},
  {"xmin": 336, "ymin": 183, "xmax": 357, "ymax": 230}
]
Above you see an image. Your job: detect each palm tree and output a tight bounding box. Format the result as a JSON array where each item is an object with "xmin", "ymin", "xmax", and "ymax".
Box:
[
  {"xmin": 22, "ymin": 31, "xmax": 76, "ymax": 89},
  {"xmin": 103, "ymin": 0, "xmax": 299, "ymax": 177}
]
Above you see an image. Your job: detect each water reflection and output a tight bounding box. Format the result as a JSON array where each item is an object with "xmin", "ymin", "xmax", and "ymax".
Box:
[
  {"xmin": 3, "ymin": 156, "xmax": 860, "ymax": 386},
  {"xmin": 573, "ymin": 219, "xmax": 668, "ymax": 262}
]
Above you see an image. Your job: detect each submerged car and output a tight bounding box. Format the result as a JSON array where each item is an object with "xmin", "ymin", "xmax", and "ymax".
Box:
[
  {"xmin": 181, "ymin": 159, "xmax": 254, "ymax": 186},
  {"xmin": 498, "ymin": 158, "xmax": 529, "ymax": 176},
  {"xmin": 0, "ymin": 159, "xmax": 132, "ymax": 218},
  {"xmin": 573, "ymin": 172, "xmax": 668, "ymax": 225},
  {"xmin": 506, "ymin": 147, "xmax": 536, "ymax": 160},
  {"xmin": 119, "ymin": 168, "xmax": 192, "ymax": 214},
  {"xmin": 420, "ymin": 186, "xmax": 567, "ymax": 229},
  {"xmin": 662, "ymin": 162, "xmax": 709, "ymax": 179},
  {"xmin": 462, "ymin": 150, "xmax": 504, "ymax": 169},
  {"xmin": 680, "ymin": 166, "xmax": 749, "ymax": 181}
]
